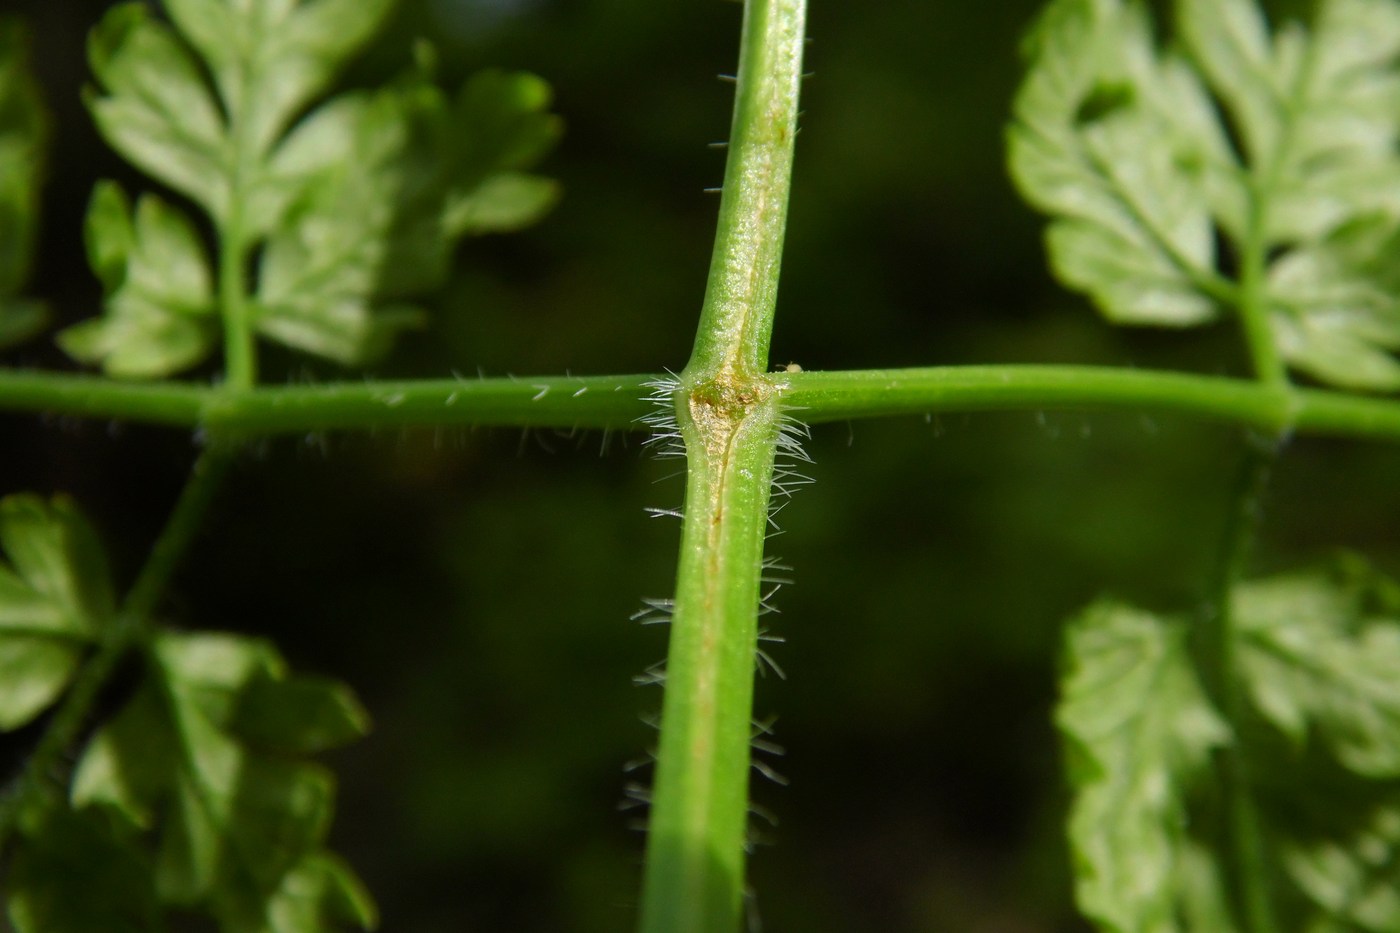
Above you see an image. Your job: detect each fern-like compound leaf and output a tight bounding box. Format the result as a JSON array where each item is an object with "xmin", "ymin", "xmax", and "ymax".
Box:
[
  {"xmin": 68, "ymin": 0, "xmax": 561, "ymax": 377},
  {"xmin": 1010, "ymin": 0, "xmax": 1400, "ymax": 391},
  {"xmin": 1062, "ymin": 559, "xmax": 1400, "ymax": 931},
  {"xmin": 1235, "ymin": 558, "xmax": 1400, "ymax": 778}
]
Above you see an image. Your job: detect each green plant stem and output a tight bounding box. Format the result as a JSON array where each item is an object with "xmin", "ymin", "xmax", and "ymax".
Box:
[
  {"xmin": 641, "ymin": 0, "xmax": 807, "ymax": 929},
  {"xmin": 0, "ymin": 371, "xmax": 658, "ymax": 432},
  {"xmin": 1236, "ymin": 210, "xmax": 1287, "ymax": 388},
  {"xmin": 1193, "ymin": 438, "xmax": 1282, "ymax": 933},
  {"xmin": 0, "ymin": 446, "xmax": 232, "ymax": 848},
  {"xmin": 12, "ymin": 366, "xmax": 1400, "ymax": 441},
  {"xmin": 218, "ymin": 86, "xmax": 260, "ymax": 390},
  {"xmin": 778, "ymin": 366, "xmax": 1294, "ymax": 430},
  {"xmin": 639, "ymin": 394, "xmax": 783, "ymax": 933},
  {"xmin": 684, "ymin": 0, "xmax": 806, "ymax": 380},
  {"xmin": 218, "ymin": 227, "xmax": 256, "ymax": 390}
]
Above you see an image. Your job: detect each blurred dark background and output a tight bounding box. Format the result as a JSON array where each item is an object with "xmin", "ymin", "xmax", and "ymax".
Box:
[{"xmin": 5, "ymin": 1, "xmax": 1400, "ymax": 930}]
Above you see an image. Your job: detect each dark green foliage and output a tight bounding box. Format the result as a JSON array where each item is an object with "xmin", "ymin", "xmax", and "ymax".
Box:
[
  {"xmin": 0, "ymin": 492, "xmax": 375, "ymax": 933},
  {"xmin": 0, "ymin": 17, "xmax": 47, "ymax": 349},
  {"xmin": 71, "ymin": 632, "xmax": 373, "ymax": 931}
]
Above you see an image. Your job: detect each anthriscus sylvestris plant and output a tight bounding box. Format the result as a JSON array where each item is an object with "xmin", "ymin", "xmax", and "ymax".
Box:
[{"xmin": 4, "ymin": 0, "xmax": 1400, "ymax": 931}]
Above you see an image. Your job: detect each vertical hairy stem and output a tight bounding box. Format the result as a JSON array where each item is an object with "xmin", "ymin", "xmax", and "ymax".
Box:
[
  {"xmin": 639, "ymin": 391, "xmax": 784, "ymax": 933},
  {"xmin": 640, "ymin": 1, "xmax": 807, "ymax": 931},
  {"xmin": 684, "ymin": 0, "xmax": 807, "ymax": 382}
]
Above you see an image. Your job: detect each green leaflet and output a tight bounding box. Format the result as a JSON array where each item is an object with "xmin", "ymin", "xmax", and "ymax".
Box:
[
  {"xmin": 59, "ymin": 183, "xmax": 219, "ymax": 378},
  {"xmin": 0, "ymin": 17, "xmax": 49, "ymax": 349},
  {"xmin": 67, "ymin": 0, "xmax": 561, "ymax": 377},
  {"xmin": 70, "ymin": 630, "xmax": 374, "ymax": 932},
  {"xmin": 1061, "ymin": 560, "xmax": 1400, "ymax": 932},
  {"xmin": 1258, "ymin": 768, "xmax": 1400, "ymax": 932},
  {"xmin": 1009, "ymin": 0, "xmax": 1400, "ymax": 391},
  {"xmin": 1234, "ymin": 559, "xmax": 1400, "ymax": 778},
  {"xmin": 251, "ymin": 67, "xmax": 560, "ymax": 365},
  {"xmin": 0, "ymin": 495, "xmax": 112, "ymax": 731},
  {"xmin": 6, "ymin": 804, "xmax": 160, "ymax": 933},
  {"xmin": 1234, "ymin": 561, "xmax": 1400, "ymax": 931},
  {"xmin": 1056, "ymin": 600, "xmax": 1231, "ymax": 933}
]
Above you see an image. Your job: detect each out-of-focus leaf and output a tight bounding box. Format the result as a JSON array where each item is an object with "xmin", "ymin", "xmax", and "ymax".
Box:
[
  {"xmin": 232, "ymin": 673, "xmax": 370, "ymax": 756},
  {"xmin": 1174, "ymin": 840, "xmax": 1241, "ymax": 933},
  {"xmin": 445, "ymin": 172, "xmax": 559, "ymax": 236},
  {"xmin": 253, "ymin": 67, "xmax": 560, "ymax": 365},
  {"xmin": 164, "ymin": 0, "xmax": 396, "ymax": 159},
  {"xmin": 72, "ymin": 631, "xmax": 374, "ymax": 931},
  {"xmin": 75, "ymin": 1, "xmax": 561, "ymax": 374},
  {"xmin": 1234, "ymin": 559, "xmax": 1400, "ymax": 778},
  {"xmin": 440, "ymin": 70, "xmax": 562, "ymax": 237},
  {"xmin": 59, "ymin": 183, "xmax": 217, "ymax": 379},
  {"xmin": 1179, "ymin": 0, "xmax": 1400, "ymax": 243},
  {"xmin": 6, "ymin": 803, "xmax": 159, "ymax": 933},
  {"xmin": 1009, "ymin": 0, "xmax": 1400, "ymax": 391},
  {"xmin": 0, "ymin": 16, "xmax": 50, "ymax": 349},
  {"xmin": 1267, "ymin": 773, "xmax": 1400, "ymax": 932},
  {"xmin": 86, "ymin": 4, "xmax": 229, "ymax": 222},
  {"xmin": 1008, "ymin": 0, "xmax": 1228, "ymax": 326},
  {"xmin": 1056, "ymin": 600, "xmax": 1231, "ymax": 933},
  {"xmin": 253, "ymin": 91, "xmax": 425, "ymax": 365},
  {"xmin": 0, "ymin": 495, "xmax": 111, "ymax": 731},
  {"xmin": 1268, "ymin": 217, "xmax": 1400, "ymax": 391},
  {"xmin": 254, "ymin": 853, "xmax": 378, "ymax": 933}
]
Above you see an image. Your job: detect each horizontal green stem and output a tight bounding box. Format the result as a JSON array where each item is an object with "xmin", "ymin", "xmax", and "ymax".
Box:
[
  {"xmin": 0, "ymin": 371, "xmax": 657, "ymax": 433},
  {"xmin": 6, "ymin": 366, "xmax": 1400, "ymax": 442},
  {"xmin": 776, "ymin": 366, "xmax": 1400, "ymax": 442}
]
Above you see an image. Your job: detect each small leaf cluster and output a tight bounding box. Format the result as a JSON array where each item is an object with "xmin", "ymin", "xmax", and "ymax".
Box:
[
  {"xmin": 1059, "ymin": 560, "xmax": 1400, "ymax": 932},
  {"xmin": 1010, "ymin": 0, "xmax": 1400, "ymax": 390},
  {"xmin": 56, "ymin": 0, "xmax": 560, "ymax": 377},
  {"xmin": 0, "ymin": 494, "xmax": 373, "ymax": 932}
]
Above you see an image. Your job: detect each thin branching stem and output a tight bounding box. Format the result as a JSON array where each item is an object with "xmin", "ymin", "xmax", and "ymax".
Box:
[
  {"xmin": 1201, "ymin": 438, "xmax": 1283, "ymax": 933},
  {"xmin": 217, "ymin": 73, "xmax": 261, "ymax": 390},
  {"xmin": 1193, "ymin": 69, "xmax": 1297, "ymax": 926}
]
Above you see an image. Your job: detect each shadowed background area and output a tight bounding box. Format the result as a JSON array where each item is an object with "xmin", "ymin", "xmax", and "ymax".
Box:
[{"xmin": 4, "ymin": 1, "xmax": 1400, "ymax": 930}]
